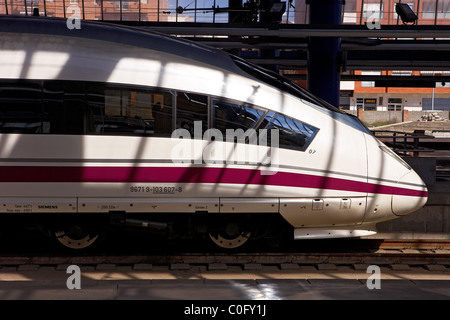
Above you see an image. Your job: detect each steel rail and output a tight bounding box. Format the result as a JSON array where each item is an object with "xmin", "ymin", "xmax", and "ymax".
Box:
[
  {"xmin": 0, "ymin": 241, "xmax": 449, "ymax": 267},
  {"xmin": 0, "ymin": 252, "xmax": 449, "ymax": 267}
]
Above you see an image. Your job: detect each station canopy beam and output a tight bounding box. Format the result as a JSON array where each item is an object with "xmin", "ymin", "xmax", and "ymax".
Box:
[{"xmin": 6, "ymin": 8, "xmax": 450, "ymax": 83}]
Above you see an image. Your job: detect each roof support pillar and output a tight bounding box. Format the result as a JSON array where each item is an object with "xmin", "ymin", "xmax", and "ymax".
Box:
[{"xmin": 307, "ymin": 0, "xmax": 343, "ymax": 108}]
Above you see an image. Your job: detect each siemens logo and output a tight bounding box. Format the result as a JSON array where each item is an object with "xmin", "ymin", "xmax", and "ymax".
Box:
[{"xmin": 38, "ymin": 205, "xmax": 59, "ymax": 209}]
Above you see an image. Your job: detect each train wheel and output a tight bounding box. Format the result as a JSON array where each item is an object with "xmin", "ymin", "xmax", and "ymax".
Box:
[
  {"xmin": 207, "ymin": 222, "xmax": 252, "ymax": 250},
  {"xmin": 208, "ymin": 232, "xmax": 251, "ymax": 249},
  {"xmin": 52, "ymin": 224, "xmax": 101, "ymax": 250}
]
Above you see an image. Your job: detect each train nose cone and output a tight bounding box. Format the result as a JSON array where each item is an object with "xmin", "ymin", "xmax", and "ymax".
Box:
[{"xmin": 391, "ymin": 170, "xmax": 428, "ymax": 216}]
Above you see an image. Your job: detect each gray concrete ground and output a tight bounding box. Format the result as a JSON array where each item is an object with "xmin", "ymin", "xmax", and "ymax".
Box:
[{"xmin": 0, "ymin": 264, "xmax": 449, "ymax": 300}]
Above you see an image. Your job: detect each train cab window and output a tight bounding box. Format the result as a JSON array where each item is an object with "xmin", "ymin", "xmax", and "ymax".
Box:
[
  {"xmin": 86, "ymin": 85, "xmax": 174, "ymax": 137},
  {"xmin": 176, "ymin": 92, "xmax": 208, "ymax": 137},
  {"xmin": 0, "ymin": 81, "xmax": 48, "ymax": 133},
  {"xmin": 212, "ymin": 100, "xmax": 267, "ymax": 138},
  {"xmin": 266, "ymin": 113, "xmax": 318, "ymax": 151},
  {"xmin": 256, "ymin": 110, "xmax": 276, "ymax": 129}
]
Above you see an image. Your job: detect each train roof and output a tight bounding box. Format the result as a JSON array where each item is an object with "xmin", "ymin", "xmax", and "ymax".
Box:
[
  {"xmin": 0, "ymin": 15, "xmax": 234, "ymax": 71},
  {"xmin": 0, "ymin": 16, "xmax": 334, "ymax": 108},
  {"xmin": 0, "ymin": 15, "xmax": 371, "ymax": 134}
]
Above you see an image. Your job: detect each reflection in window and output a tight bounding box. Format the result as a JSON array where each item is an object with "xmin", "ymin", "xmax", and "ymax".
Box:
[
  {"xmin": 0, "ymin": 81, "xmax": 46, "ymax": 133},
  {"xmin": 87, "ymin": 85, "xmax": 173, "ymax": 137},
  {"xmin": 176, "ymin": 92, "xmax": 208, "ymax": 137},
  {"xmin": 213, "ymin": 100, "xmax": 267, "ymax": 136},
  {"xmin": 266, "ymin": 113, "xmax": 318, "ymax": 151},
  {"xmin": 44, "ymin": 81, "xmax": 85, "ymax": 134}
]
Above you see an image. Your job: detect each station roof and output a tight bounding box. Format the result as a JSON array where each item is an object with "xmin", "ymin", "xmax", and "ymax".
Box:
[{"xmin": 2, "ymin": 0, "xmax": 450, "ymax": 84}]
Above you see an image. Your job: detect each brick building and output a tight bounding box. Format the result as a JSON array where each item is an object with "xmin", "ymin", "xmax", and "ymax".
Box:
[{"xmin": 1, "ymin": 0, "xmax": 169, "ymax": 21}]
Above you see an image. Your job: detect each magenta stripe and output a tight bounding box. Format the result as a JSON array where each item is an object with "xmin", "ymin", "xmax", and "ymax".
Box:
[{"xmin": 0, "ymin": 166, "xmax": 428, "ymax": 198}]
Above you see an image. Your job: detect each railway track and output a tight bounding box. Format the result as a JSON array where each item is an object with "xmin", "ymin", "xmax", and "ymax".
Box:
[
  {"xmin": 377, "ymin": 239, "xmax": 450, "ymax": 250},
  {"xmin": 0, "ymin": 240, "xmax": 449, "ymax": 269}
]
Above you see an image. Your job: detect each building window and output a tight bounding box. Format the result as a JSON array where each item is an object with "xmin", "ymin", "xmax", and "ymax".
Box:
[
  {"xmin": 392, "ymin": 70, "xmax": 413, "ymax": 76},
  {"xmin": 388, "ymin": 98, "xmax": 403, "ymax": 111},
  {"xmin": 361, "ymin": 81, "xmax": 375, "ymax": 87},
  {"xmin": 360, "ymin": 71, "xmax": 380, "ymax": 87},
  {"xmin": 363, "ymin": 2, "xmax": 384, "ymax": 19},
  {"xmin": 364, "ymin": 98, "xmax": 377, "ymax": 111},
  {"xmin": 422, "ymin": 0, "xmax": 437, "ymax": 19},
  {"xmin": 343, "ymin": 0, "xmax": 357, "ymax": 23},
  {"xmin": 437, "ymin": 0, "xmax": 450, "ymax": 19}
]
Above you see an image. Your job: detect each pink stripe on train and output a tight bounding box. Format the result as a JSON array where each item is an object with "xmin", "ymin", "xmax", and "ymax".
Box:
[{"xmin": 0, "ymin": 166, "xmax": 428, "ymax": 198}]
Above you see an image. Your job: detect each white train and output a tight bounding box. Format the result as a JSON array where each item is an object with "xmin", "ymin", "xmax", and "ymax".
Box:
[{"xmin": 0, "ymin": 16, "xmax": 428, "ymax": 250}]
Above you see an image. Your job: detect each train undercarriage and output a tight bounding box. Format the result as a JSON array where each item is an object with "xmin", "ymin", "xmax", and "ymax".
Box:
[{"xmin": 6, "ymin": 212, "xmax": 293, "ymax": 251}]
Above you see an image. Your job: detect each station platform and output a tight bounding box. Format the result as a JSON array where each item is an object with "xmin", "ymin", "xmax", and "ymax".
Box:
[{"xmin": 0, "ymin": 264, "xmax": 449, "ymax": 301}]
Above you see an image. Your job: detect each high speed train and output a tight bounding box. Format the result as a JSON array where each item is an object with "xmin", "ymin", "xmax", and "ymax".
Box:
[{"xmin": 0, "ymin": 16, "xmax": 428, "ymax": 250}]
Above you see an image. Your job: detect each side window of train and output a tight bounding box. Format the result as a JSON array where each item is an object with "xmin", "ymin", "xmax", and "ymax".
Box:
[
  {"xmin": 43, "ymin": 81, "xmax": 85, "ymax": 134},
  {"xmin": 86, "ymin": 85, "xmax": 174, "ymax": 137},
  {"xmin": 0, "ymin": 80, "xmax": 86, "ymax": 135},
  {"xmin": 212, "ymin": 100, "xmax": 267, "ymax": 140},
  {"xmin": 266, "ymin": 113, "xmax": 319, "ymax": 151},
  {"xmin": 0, "ymin": 81, "xmax": 49, "ymax": 134},
  {"xmin": 176, "ymin": 92, "xmax": 208, "ymax": 137}
]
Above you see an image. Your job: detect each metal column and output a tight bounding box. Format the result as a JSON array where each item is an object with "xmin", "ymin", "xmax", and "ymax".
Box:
[{"xmin": 307, "ymin": 0, "xmax": 343, "ymax": 108}]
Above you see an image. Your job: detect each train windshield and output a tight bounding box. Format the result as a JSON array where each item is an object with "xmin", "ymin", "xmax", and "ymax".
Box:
[{"xmin": 232, "ymin": 56, "xmax": 372, "ymax": 135}]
